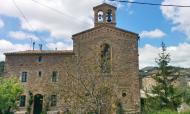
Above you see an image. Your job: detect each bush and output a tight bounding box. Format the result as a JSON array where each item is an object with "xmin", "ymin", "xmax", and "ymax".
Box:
[
  {"xmin": 0, "ymin": 77, "xmax": 23, "ymax": 113},
  {"xmin": 146, "ymin": 109, "xmax": 190, "ymax": 114},
  {"xmin": 153, "ymin": 109, "xmax": 178, "ymax": 114}
]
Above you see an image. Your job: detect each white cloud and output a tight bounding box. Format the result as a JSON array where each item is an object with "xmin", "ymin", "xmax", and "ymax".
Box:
[
  {"xmin": 139, "ymin": 43, "xmax": 190, "ymax": 69},
  {"xmin": 140, "ymin": 29, "xmax": 166, "ymax": 38},
  {"xmin": 161, "ymin": 0, "xmax": 190, "ymax": 39},
  {"xmin": 139, "ymin": 44, "xmax": 160, "ymax": 68},
  {"xmin": 168, "ymin": 43, "xmax": 190, "ymax": 67},
  {"xmin": 0, "ymin": 39, "xmax": 30, "ymax": 61},
  {"xmin": 0, "ymin": 39, "xmax": 73, "ymax": 61},
  {"xmin": 0, "ymin": 18, "xmax": 4, "ymax": 28},
  {"xmin": 0, "ymin": 0, "xmax": 120, "ymax": 39},
  {"xmin": 46, "ymin": 42, "xmax": 73, "ymax": 50},
  {"xmin": 127, "ymin": 0, "xmax": 135, "ymax": 6},
  {"xmin": 9, "ymin": 31, "xmax": 39, "ymax": 41}
]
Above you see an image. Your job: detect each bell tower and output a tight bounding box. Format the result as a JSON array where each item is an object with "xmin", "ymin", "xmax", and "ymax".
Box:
[{"xmin": 93, "ymin": 3, "xmax": 117, "ymax": 27}]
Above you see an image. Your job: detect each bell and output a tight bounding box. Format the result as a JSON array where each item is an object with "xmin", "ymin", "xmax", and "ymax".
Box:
[
  {"xmin": 98, "ymin": 14, "xmax": 102, "ymax": 19},
  {"xmin": 107, "ymin": 12, "xmax": 112, "ymax": 22}
]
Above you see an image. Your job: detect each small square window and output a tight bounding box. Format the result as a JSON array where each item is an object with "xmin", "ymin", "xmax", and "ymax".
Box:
[
  {"xmin": 21, "ymin": 72, "xmax": 27, "ymax": 82},
  {"xmin": 52, "ymin": 71, "xmax": 58, "ymax": 82},
  {"xmin": 38, "ymin": 71, "xmax": 42, "ymax": 77},
  {"xmin": 51, "ymin": 95, "xmax": 57, "ymax": 106},
  {"xmin": 38, "ymin": 56, "xmax": 42, "ymax": 62},
  {"xmin": 19, "ymin": 95, "xmax": 26, "ymax": 107}
]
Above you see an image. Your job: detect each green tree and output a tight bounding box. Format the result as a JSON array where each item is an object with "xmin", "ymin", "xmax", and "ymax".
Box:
[
  {"xmin": 142, "ymin": 42, "xmax": 183, "ymax": 113},
  {"xmin": 180, "ymin": 86, "xmax": 190, "ymax": 105},
  {"xmin": 0, "ymin": 77, "xmax": 23, "ymax": 114},
  {"xmin": 152, "ymin": 42, "xmax": 181, "ymax": 111}
]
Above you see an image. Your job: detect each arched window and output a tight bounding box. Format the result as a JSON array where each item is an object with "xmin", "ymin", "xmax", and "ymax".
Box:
[
  {"xmin": 106, "ymin": 9, "xmax": 112, "ymax": 22},
  {"xmin": 98, "ymin": 11, "xmax": 104, "ymax": 22},
  {"xmin": 100, "ymin": 44, "xmax": 111, "ymax": 73}
]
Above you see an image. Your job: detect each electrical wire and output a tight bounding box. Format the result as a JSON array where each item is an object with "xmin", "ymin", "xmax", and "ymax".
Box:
[
  {"xmin": 109, "ymin": 0, "xmax": 190, "ymax": 7},
  {"xmin": 30, "ymin": 0, "xmax": 88, "ymax": 28},
  {"xmin": 12, "ymin": 0, "xmax": 34, "ymax": 49},
  {"xmin": 31, "ymin": 0, "xmax": 71, "ymax": 18},
  {"xmin": 12, "ymin": 0, "xmax": 93, "ymax": 50},
  {"xmin": 12, "ymin": 0, "xmax": 48, "ymax": 50}
]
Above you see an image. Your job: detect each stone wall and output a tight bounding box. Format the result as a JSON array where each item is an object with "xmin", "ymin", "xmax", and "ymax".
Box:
[
  {"xmin": 73, "ymin": 25, "xmax": 140, "ymax": 113},
  {"xmin": 4, "ymin": 25, "xmax": 140, "ymax": 114},
  {"xmin": 4, "ymin": 52, "xmax": 76, "ymax": 112}
]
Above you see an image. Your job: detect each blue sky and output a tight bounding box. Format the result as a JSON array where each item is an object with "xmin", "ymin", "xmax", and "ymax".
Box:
[
  {"xmin": 0, "ymin": 0, "xmax": 190, "ymax": 68},
  {"xmin": 117, "ymin": 0, "xmax": 189, "ymax": 47}
]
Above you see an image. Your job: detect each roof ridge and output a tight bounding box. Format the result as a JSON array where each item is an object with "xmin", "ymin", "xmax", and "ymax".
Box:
[
  {"xmin": 4, "ymin": 50, "xmax": 74, "ymax": 55},
  {"xmin": 72, "ymin": 24, "xmax": 138, "ymax": 38}
]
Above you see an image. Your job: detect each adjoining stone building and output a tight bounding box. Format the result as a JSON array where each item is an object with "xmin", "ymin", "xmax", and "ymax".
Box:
[{"xmin": 4, "ymin": 3, "xmax": 140, "ymax": 114}]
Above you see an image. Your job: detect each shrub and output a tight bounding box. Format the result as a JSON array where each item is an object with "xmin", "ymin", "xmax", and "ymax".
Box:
[{"xmin": 146, "ymin": 109, "xmax": 190, "ymax": 114}]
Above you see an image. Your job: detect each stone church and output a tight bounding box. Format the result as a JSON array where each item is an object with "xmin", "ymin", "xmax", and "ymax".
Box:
[{"xmin": 4, "ymin": 3, "xmax": 140, "ymax": 114}]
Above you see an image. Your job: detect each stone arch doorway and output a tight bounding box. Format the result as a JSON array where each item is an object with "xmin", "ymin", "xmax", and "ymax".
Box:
[{"xmin": 33, "ymin": 94, "xmax": 43, "ymax": 114}]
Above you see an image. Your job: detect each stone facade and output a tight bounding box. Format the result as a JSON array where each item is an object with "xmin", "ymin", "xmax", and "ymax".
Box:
[{"xmin": 4, "ymin": 3, "xmax": 140, "ymax": 114}]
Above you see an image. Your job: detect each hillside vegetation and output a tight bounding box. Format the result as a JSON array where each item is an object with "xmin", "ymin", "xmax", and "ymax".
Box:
[{"xmin": 140, "ymin": 66, "xmax": 190, "ymax": 78}]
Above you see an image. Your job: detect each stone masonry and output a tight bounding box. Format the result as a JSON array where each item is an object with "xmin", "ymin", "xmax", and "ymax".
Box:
[{"xmin": 4, "ymin": 3, "xmax": 140, "ymax": 114}]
